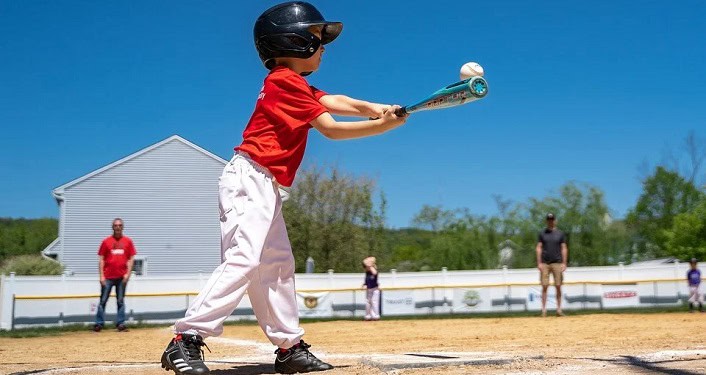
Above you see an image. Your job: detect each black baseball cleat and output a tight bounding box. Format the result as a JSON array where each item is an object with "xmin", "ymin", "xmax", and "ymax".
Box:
[
  {"xmin": 274, "ymin": 340, "xmax": 334, "ymax": 374},
  {"xmin": 161, "ymin": 333, "xmax": 211, "ymax": 374}
]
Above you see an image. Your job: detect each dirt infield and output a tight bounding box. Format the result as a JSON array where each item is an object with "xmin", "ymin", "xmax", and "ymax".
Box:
[{"xmin": 2, "ymin": 312, "xmax": 706, "ymax": 374}]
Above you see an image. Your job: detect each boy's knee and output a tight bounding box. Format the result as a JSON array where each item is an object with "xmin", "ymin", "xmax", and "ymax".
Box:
[{"xmin": 225, "ymin": 255, "xmax": 261, "ymax": 276}]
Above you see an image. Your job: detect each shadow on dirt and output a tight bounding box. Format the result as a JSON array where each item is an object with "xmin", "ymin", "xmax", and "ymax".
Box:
[{"xmin": 580, "ymin": 356, "xmax": 705, "ymax": 375}]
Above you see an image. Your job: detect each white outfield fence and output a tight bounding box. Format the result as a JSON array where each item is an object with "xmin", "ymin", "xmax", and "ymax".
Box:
[{"xmin": 0, "ymin": 262, "xmax": 701, "ymax": 330}]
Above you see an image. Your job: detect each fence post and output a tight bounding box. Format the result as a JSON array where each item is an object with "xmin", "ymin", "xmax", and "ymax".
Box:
[
  {"xmin": 502, "ymin": 266, "xmax": 510, "ymax": 311},
  {"xmin": 59, "ymin": 273, "xmax": 66, "ymax": 327},
  {"xmin": 442, "ymin": 267, "xmax": 451, "ymax": 314},
  {"xmin": 618, "ymin": 262, "xmax": 625, "ymax": 281},
  {"xmin": 390, "ymin": 269, "xmax": 397, "ymax": 287},
  {"xmin": 431, "ymin": 287, "xmax": 435, "ymax": 315},
  {"xmin": 674, "ymin": 260, "xmax": 681, "ymax": 302},
  {"xmin": 0, "ymin": 273, "xmax": 5, "ymax": 330},
  {"xmin": 327, "ymin": 269, "xmax": 334, "ymax": 289},
  {"xmin": 11, "ymin": 294, "xmax": 16, "ymax": 331},
  {"xmin": 9, "ymin": 272, "xmax": 16, "ymax": 331}
]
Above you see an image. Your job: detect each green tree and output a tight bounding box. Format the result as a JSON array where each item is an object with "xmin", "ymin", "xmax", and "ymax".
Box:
[
  {"xmin": 386, "ymin": 228, "xmax": 434, "ymax": 271},
  {"xmin": 407, "ymin": 182, "xmax": 627, "ymax": 270},
  {"xmin": 1, "ymin": 255, "xmax": 63, "ymax": 275},
  {"xmin": 411, "ymin": 205, "xmax": 456, "ymax": 232},
  {"xmin": 0, "ymin": 218, "xmax": 58, "ymax": 261},
  {"xmin": 663, "ymin": 197, "xmax": 706, "ymax": 260},
  {"xmin": 626, "ymin": 167, "xmax": 703, "ymax": 259},
  {"xmin": 283, "ymin": 166, "xmax": 387, "ymax": 272},
  {"xmin": 497, "ymin": 182, "xmax": 624, "ymax": 268},
  {"xmin": 410, "ymin": 207, "xmax": 499, "ymax": 270}
]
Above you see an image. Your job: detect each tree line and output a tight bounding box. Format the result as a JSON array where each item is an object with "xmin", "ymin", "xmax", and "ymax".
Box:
[
  {"xmin": 282, "ymin": 131, "xmax": 706, "ymax": 272},
  {"xmin": 0, "ymin": 218, "xmax": 58, "ymax": 261},
  {"xmin": 3, "ymin": 132, "xmax": 705, "ymax": 274}
]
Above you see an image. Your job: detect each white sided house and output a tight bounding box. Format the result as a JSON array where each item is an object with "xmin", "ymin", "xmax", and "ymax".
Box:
[{"xmin": 43, "ymin": 135, "xmax": 227, "ymax": 275}]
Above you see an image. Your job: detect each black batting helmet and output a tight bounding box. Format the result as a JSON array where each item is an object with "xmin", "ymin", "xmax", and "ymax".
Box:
[{"xmin": 254, "ymin": 2, "xmax": 343, "ymax": 70}]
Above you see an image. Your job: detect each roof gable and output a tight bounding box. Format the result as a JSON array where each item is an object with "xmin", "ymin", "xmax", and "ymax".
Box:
[{"xmin": 53, "ymin": 135, "xmax": 226, "ymax": 195}]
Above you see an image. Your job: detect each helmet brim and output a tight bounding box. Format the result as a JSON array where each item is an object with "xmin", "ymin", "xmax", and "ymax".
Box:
[{"xmin": 311, "ymin": 21, "xmax": 343, "ymax": 44}]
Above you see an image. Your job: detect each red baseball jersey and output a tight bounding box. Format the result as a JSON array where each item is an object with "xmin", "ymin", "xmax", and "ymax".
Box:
[
  {"xmin": 98, "ymin": 235, "xmax": 136, "ymax": 279},
  {"xmin": 235, "ymin": 66, "xmax": 328, "ymax": 187}
]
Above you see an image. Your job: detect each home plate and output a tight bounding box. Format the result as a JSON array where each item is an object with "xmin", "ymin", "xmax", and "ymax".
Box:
[{"xmin": 361, "ymin": 351, "xmax": 542, "ymax": 371}]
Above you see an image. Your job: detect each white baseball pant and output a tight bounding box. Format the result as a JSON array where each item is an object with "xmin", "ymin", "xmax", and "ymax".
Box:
[
  {"xmin": 365, "ymin": 287, "xmax": 380, "ymax": 320},
  {"xmin": 688, "ymin": 285, "xmax": 703, "ymax": 304},
  {"xmin": 174, "ymin": 152, "xmax": 304, "ymax": 348}
]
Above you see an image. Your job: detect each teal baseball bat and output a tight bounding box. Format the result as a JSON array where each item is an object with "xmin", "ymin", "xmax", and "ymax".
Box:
[{"xmin": 394, "ymin": 76, "xmax": 488, "ymax": 116}]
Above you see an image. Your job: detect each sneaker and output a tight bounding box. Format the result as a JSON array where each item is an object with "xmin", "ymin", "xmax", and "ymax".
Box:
[
  {"xmin": 117, "ymin": 324, "xmax": 128, "ymax": 332},
  {"xmin": 93, "ymin": 324, "xmax": 102, "ymax": 332},
  {"xmin": 161, "ymin": 334, "xmax": 211, "ymax": 375},
  {"xmin": 274, "ymin": 340, "xmax": 333, "ymax": 374}
]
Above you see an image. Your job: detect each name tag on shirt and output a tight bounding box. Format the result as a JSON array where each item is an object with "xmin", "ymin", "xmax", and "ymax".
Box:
[{"xmin": 111, "ymin": 249, "xmax": 125, "ymax": 255}]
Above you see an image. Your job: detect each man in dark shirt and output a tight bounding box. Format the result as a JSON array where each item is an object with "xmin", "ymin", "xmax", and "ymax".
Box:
[{"xmin": 536, "ymin": 213, "xmax": 568, "ymax": 317}]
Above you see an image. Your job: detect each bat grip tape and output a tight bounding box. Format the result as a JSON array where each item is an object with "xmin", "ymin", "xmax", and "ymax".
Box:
[{"xmin": 394, "ymin": 107, "xmax": 408, "ymax": 117}]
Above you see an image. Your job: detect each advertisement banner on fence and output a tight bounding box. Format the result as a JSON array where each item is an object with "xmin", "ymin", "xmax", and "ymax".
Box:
[
  {"xmin": 452, "ymin": 288, "xmax": 491, "ymax": 313},
  {"xmin": 601, "ymin": 284, "xmax": 640, "ymax": 308},
  {"xmin": 296, "ymin": 291, "xmax": 333, "ymax": 318},
  {"xmin": 381, "ymin": 290, "xmax": 415, "ymax": 315},
  {"xmin": 527, "ymin": 286, "xmax": 566, "ymax": 310}
]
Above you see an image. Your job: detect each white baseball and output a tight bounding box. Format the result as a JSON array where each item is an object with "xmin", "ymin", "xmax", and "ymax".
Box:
[{"xmin": 460, "ymin": 62, "xmax": 484, "ymax": 80}]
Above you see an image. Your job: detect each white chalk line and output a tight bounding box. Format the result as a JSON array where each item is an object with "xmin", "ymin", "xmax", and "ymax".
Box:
[
  {"xmin": 13, "ymin": 344, "xmax": 706, "ymax": 374},
  {"xmin": 638, "ymin": 349, "xmax": 706, "ymax": 361},
  {"xmin": 15, "ymin": 336, "xmax": 362, "ymax": 374},
  {"xmin": 209, "ymin": 336, "xmax": 364, "ymax": 362}
]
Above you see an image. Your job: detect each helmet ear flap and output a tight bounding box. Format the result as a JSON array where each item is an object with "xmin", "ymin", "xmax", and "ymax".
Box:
[{"xmin": 256, "ymin": 33, "xmax": 321, "ymax": 67}]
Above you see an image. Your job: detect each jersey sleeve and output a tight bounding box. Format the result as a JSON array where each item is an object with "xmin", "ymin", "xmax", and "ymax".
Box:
[
  {"xmin": 98, "ymin": 240, "xmax": 108, "ymax": 256},
  {"xmin": 560, "ymin": 232, "xmax": 567, "ymax": 244},
  {"xmin": 537, "ymin": 232, "xmax": 543, "ymax": 243},
  {"xmin": 126, "ymin": 239, "xmax": 136, "ymax": 257},
  {"xmin": 310, "ymin": 86, "xmax": 328, "ymax": 101},
  {"xmin": 270, "ymin": 75, "xmax": 329, "ymax": 129}
]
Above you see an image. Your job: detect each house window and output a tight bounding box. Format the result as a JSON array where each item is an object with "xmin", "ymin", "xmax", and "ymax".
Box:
[{"xmin": 132, "ymin": 258, "xmax": 146, "ymax": 276}]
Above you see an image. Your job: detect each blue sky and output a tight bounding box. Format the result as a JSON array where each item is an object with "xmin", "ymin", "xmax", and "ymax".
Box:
[{"xmin": 1, "ymin": 1, "xmax": 705, "ymax": 228}]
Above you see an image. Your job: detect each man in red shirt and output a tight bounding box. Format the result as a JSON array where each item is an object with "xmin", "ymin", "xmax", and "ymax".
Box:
[
  {"xmin": 161, "ymin": 2, "xmax": 406, "ymax": 374},
  {"xmin": 94, "ymin": 218, "xmax": 136, "ymax": 332}
]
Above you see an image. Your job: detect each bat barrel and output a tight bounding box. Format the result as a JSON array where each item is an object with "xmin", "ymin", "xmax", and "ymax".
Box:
[{"xmin": 405, "ymin": 76, "xmax": 488, "ymax": 114}]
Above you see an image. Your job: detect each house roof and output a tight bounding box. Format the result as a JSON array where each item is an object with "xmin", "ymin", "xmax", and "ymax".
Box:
[
  {"xmin": 41, "ymin": 237, "xmax": 61, "ymax": 256},
  {"xmin": 52, "ymin": 135, "xmax": 227, "ymax": 200}
]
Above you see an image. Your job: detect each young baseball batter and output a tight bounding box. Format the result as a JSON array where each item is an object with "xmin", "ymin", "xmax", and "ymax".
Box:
[
  {"xmin": 687, "ymin": 258, "xmax": 703, "ymax": 313},
  {"xmin": 160, "ymin": 2, "xmax": 406, "ymax": 374}
]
